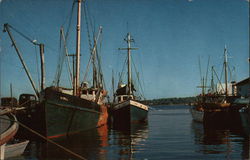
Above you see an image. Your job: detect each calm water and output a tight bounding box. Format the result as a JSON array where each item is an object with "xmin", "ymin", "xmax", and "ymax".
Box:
[{"xmin": 12, "ymin": 105, "xmax": 250, "ymax": 160}]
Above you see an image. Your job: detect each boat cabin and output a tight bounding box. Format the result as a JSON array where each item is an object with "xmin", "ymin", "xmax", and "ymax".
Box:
[
  {"xmin": 115, "ymin": 83, "xmax": 135, "ymax": 103},
  {"xmin": 19, "ymin": 94, "xmax": 37, "ymax": 108},
  {"xmin": 116, "ymin": 95, "xmax": 134, "ymax": 103},
  {"xmin": 234, "ymin": 77, "xmax": 250, "ymax": 98},
  {"xmin": 0, "ymin": 97, "xmax": 17, "ymax": 108}
]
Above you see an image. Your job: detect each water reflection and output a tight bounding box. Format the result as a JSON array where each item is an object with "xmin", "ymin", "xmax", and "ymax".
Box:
[
  {"xmin": 26, "ymin": 124, "xmax": 109, "ymax": 160},
  {"xmin": 191, "ymin": 121, "xmax": 250, "ymax": 159},
  {"xmin": 112, "ymin": 123, "xmax": 149, "ymax": 160}
]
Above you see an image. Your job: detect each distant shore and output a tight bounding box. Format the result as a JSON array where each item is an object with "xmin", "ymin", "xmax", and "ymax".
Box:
[{"xmin": 140, "ymin": 97, "xmax": 196, "ymax": 106}]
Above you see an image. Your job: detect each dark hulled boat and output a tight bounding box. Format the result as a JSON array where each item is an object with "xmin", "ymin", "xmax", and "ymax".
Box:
[
  {"xmin": 112, "ymin": 33, "xmax": 148, "ymax": 127},
  {"xmin": 4, "ymin": 0, "xmax": 108, "ymax": 139},
  {"xmin": 41, "ymin": 86, "xmax": 108, "ymax": 138}
]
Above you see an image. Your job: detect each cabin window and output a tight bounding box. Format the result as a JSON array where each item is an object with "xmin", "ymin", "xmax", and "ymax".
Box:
[{"xmin": 30, "ymin": 96, "xmax": 36, "ymax": 101}]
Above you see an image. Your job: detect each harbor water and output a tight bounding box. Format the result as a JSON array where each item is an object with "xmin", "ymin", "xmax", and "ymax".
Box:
[{"xmin": 14, "ymin": 105, "xmax": 249, "ymax": 160}]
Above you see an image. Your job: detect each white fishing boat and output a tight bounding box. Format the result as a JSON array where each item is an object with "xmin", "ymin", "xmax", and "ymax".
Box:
[{"xmin": 0, "ymin": 112, "xmax": 19, "ymax": 159}]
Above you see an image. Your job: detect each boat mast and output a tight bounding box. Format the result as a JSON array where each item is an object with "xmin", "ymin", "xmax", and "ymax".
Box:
[
  {"xmin": 39, "ymin": 44, "xmax": 45, "ymax": 91},
  {"xmin": 211, "ymin": 66, "xmax": 215, "ymax": 93},
  {"xmin": 127, "ymin": 33, "xmax": 132, "ymax": 95},
  {"xmin": 119, "ymin": 33, "xmax": 138, "ymax": 96},
  {"xmin": 223, "ymin": 46, "xmax": 228, "ymax": 96},
  {"xmin": 74, "ymin": 0, "xmax": 82, "ymax": 96}
]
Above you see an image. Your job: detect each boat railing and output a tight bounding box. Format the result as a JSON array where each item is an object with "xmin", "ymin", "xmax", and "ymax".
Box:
[{"xmin": 116, "ymin": 95, "xmax": 134, "ymax": 103}]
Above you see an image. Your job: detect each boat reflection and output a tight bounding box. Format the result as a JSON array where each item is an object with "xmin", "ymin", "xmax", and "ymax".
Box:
[
  {"xmin": 191, "ymin": 121, "xmax": 249, "ymax": 158},
  {"xmin": 27, "ymin": 124, "xmax": 109, "ymax": 160},
  {"xmin": 112, "ymin": 122, "xmax": 149, "ymax": 160}
]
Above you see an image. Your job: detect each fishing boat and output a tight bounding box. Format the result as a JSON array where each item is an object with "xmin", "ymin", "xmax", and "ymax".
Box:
[
  {"xmin": 4, "ymin": 0, "xmax": 108, "ymax": 139},
  {"xmin": 112, "ymin": 33, "xmax": 148, "ymax": 127},
  {"xmin": 190, "ymin": 47, "xmax": 244, "ymax": 127}
]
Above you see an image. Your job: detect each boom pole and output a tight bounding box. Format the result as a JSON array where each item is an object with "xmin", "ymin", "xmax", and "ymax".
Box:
[{"xmin": 4, "ymin": 23, "xmax": 39, "ymax": 98}]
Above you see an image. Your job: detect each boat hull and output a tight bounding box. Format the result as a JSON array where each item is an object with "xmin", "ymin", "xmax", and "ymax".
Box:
[
  {"xmin": 190, "ymin": 103, "xmax": 243, "ymax": 129},
  {"xmin": 0, "ymin": 113, "xmax": 18, "ymax": 145},
  {"xmin": 189, "ymin": 107, "xmax": 204, "ymax": 123},
  {"xmin": 16, "ymin": 87, "xmax": 108, "ymax": 139},
  {"xmin": 240, "ymin": 108, "xmax": 250, "ymax": 135},
  {"xmin": 112, "ymin": 100, "xmax": 148, "ymax": 128},
  {"xmin": 5, "ymin": 140, "xmax": 29, "ymax": 159},
  {"xmin": 43, "ymin": 87, "xmax": 108, "ymax": 139}
]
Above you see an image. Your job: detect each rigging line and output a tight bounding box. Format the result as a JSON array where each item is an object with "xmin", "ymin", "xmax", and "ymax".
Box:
[
  {"xmin": 55, "ymin": 1, "xmax": 75, "ymax": 86},
  {"xmin": 0, "ymin": 44, "xmax": 2, "ymax": 99},
  {"xmin": 61, "ymin": 27, "xmax": 73, "ymax": 87},
  {"xmin": 64, "ymin": 60, "xmax": 73, "ymax": 88},
  {"xmin": 83, "ymin": 27, "xmax": 102, "ymax": 84},
  {"xmin": 118, "ymin": 56, "xmax": 128, "ymax": 84},
  {"xmin": 53, "ymin": 29, "xmax": 64, "ymax": 86},
  {"xmin": 131, "ymin": 57, "xmax": 145, "ymax": 99},
  {"xmin": 65, "ymin": 1, "xmax": 76, "ymax": 42},
  {"xmin": 204, "ymin": 56, "xmax": 210, "ymax": 93},
  {"xmin": 83, "ymin": 0, "xmax": 93, "ymax": 53},
  {"xmin": 8, "ymin": 24, "xmax": 38, "ymax": 45},
  {"xmin": 213, "ymin": 67, "xmax": 225, "ymax": 93},
  {"xmin": 96, "ymin": 29, "xmax": 106, "ymax": 89},
  {"xmin": 198, "ymin": 56, "xmax": 203, "ymax": 87},
  {"xmin": 219, "ymin": 64, "xmax": 224, "ymax": 84},
  {"xmin": 84, "ymin": 1, "xmax": 95, "ymax": 38},
  {"xmin": 138, "ymin": 50, "xmax": 146, "ymax": 95}
]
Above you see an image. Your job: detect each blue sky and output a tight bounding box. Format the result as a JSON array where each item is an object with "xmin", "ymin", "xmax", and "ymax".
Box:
[{"xmin": 0, "ymin": 0, "xmax": 249, "ymax": 99}]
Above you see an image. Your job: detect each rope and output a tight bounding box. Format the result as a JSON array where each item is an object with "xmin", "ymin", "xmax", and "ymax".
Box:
[
  {"xmin": 8, "ymin": 24, "xmax": 37, "ymax": 45},
  {"xmin": 0, "ymin": 116, "xmax": 87, "ymax": 160},
  {"xmin": 118, "ymin": 56, "xmax": 128, "ymax": 84},
  {"xmin": 131, "ymin": 57, "xmax": 145, "ymax": 99}
]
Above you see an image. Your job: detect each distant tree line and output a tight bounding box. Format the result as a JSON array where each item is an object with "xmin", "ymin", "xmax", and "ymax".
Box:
[{"xmin": 141, "ymin": 97, "xmax": 196, "ymax": 106}]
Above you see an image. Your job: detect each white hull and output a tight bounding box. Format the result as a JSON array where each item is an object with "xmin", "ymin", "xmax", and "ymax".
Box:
[
  {"xmin": 5, "ymin": 140, "xmax": 29, "ymax": 159},
  {"xmin": 189, "ymin": 107, "xmax": 204, "ymax": 123}
]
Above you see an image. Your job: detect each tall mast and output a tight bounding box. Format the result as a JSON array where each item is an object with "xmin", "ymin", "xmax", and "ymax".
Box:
[
  {"xmin": 224, "ymin": 46, "xmax": 228, "ymax": 96},
  {"xmin": 39, "ymin": 44, "xmax": 45, "ymax": 91},
  {"xmin": 74, "ymin": 0, "xmax": 82, "ymax": 96},
  {"xmin": 119, "ymin": 33, "xmax": 138, "ymax": 96},
  {"xmin": 127, "ymin": 33, "xmax": 132, "ymax": 95}
]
